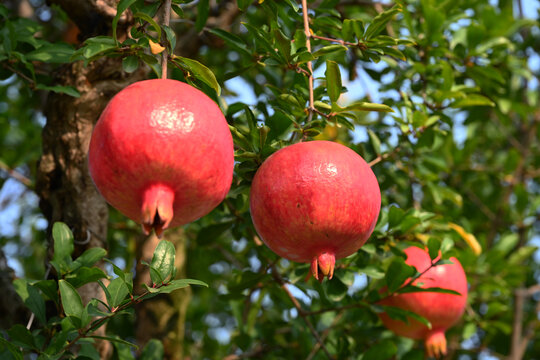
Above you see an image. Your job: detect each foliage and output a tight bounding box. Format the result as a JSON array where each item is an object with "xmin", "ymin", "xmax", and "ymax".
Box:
[{"xmin": 1, "ymin": 0, "xmax": 539, "ymax": 359}]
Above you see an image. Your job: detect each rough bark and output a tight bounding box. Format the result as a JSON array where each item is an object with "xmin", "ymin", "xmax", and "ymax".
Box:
[{"xmin": 134, "ymin": 229, "xmax": 192, "ymax": 360}]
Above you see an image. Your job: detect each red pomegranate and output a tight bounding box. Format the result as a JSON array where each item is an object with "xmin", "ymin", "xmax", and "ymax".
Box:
[
  {"xmin": 249, "ymin": 140, "xmax": 381, "ymax": 281},
  {"xmin": 88, "ymin": 79, "xmax": 234, "ymax": 236},
  {"xmin": 378, "ymin": 246, "xmax": 468, "ymax": 358}
]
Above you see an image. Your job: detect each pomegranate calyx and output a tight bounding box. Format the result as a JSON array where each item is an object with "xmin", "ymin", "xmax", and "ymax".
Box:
[
  {"xmin": 425, "ymin": 329, "xmax": 447, "ymax": 359},
  {"xmin": 311, "ymin": 252, "xmax": 336, "ymax": 282},
  {"xmin": 141, "ymin": 184, "xmax": 174, "ymax": 238}
]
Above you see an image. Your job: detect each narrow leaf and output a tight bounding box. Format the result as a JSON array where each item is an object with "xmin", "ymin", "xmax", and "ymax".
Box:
[
  {"xmin": 112, "ymin": 0, "xmax": 136, "ymax": 44},
  {"xmin": 364, "ymin": 5, "xmax": 402, "ymax": 40},
  {"xmin": 195, "ymin": 0, "xmax": 209, "ymax": 32},
  {"xmin": 397, "ymin": 286, "xmax": 463, "ymax": 296},
  {"xmin": 367, "ymin": 129, "xmax": 381, "ymax": 155},
  {"xmin": 450, "ymin": 94, "xmax": 495, "ymax": 108},
  {"xmin": 312, "ymin": 44, "xmax": 348, "ymax": 58},
  {"xmin": 173, "ymin": 56, "xmax": 221, "ymax": 95},
  {"xmin": 325, "ymin": 60, "xmax": 342, "ymax": 103},
  {"xmin": 342, "ymin": 101, "xmax": 393, "ymax": 112}
]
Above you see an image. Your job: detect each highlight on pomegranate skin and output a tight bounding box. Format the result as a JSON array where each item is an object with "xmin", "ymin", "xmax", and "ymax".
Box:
[
  {"xmin": 249, "ymin": 140, "xmax": 381, "ymax": 282},
  {"xmin": 88, "ymin": 79, "xmax": 234, "ymax": 237},
  {"xmin": 378, "ymin": 246, "xmax": 468, "ymax": 358}
]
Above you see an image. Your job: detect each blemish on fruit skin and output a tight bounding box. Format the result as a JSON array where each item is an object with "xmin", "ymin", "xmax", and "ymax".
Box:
[{"xmin": 149, "ymin": 106, "xmax": 195, "ymax": 134}]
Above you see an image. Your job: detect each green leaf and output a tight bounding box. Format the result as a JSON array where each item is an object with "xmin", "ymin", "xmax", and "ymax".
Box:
[
  {"xmin": 358, "ymin": 266, "xmax": 385, "ymax": 279},
  {"xmin": 79, "ymin": 36, "xmax": 117, "ymax": 60},
  {"xmin": 379, "ymin": 304, "xmax": 432, "ymax": 328},
  {"xmin": 150, "ymin": 240, "xmax": 176, "ymax": 285},
  {"xmin": 35, "ymin": 84, "xmax": 81, "ymax": 98},
  {"xmin": 381, "ymin": 46, "xmax": 406, "ymax": 61},
  {"xmin": 312, "ymin": 44, "xmax": 348, "ymax": 58},
  {"xmin": 88, "ymin": 335, "xmax": 138, "ymax": 349},
  {"xmin": 7, "ymin": 324, "xmax": 36, "ymax": 350},
  {"xmin": 364, "ymin": 5, "xmax": 402, "ymax": 40},
  {"xmin": 162, "ymin": 25, "xmax": 176, "ymax": 51},
  {"xmin": 427, "ymin": 238, "xmax": 440, "ymax": 260},
  {"xmin": 282, "ymin": 0, "xmax": 299, "ymax": 11},
  {"xmin": 273, "ymin": 27, "xmax": 291, "ymax": 63},
  {"xmin": 140, "ymin": 339, "xmax": 164, "ymax": 360},
  {"xmin": 0, "ymin": 336, "xmax": 23, "ymax": 360},
  {"xmin": 196, "ymin": 221, "xmax": 234, "ymax": 245},
  {"xmin": 72, "ymin": 247, "xmax": 107, "ymax": 270},
  {"xmin": 0, "ymin": 4, "xmax": 8, "ymax": 18},
  {"xmin": 342, "ymin": 101, "xmax": 393, "ymax": 112},
  {"xmin": 325, "ymin": 60, "xmax": 342, "ymax": 103},
  {"xmin": 450, "ymin": 94, "xmax": 495, "ymax": 108},
  {"xmin": 113, "ymin": 0, "xmax": 136, "ymax": 44},
  {"xmin": 51, "ymin": 222, "xmax": 74, "ymax": 275},
  {"xmin": 173, "ymin": 56, "xmax": 221, "ymax": 95},
  {"xmin": 133, "ymin": 12, "xmax": 161, "ymax": 41},
  {"xmin": 33, "ymin": 279, "xmax": 58, "ymax": 304},
  {"xmin": 397, "ymin": 286, "xmax": 462, "ymax": 296},
  {"xmin": 25, "ymin": 43, "xmax": 75, "ymax": 63},
  {"xmin": 107, "ymin": 277, "xmax": 130, "ymax": 308},
  {"xmin": 59, "ymin": 280, "xmax": 84, "ymax": 320},
  {"xmin": 208, "ymin": 28, "xmax": 251, "ymax": 56},
  {"xmin": 143, "ymin": 278, "xmax": 208, "ymax": 294},
  {"xmin": 385, "ymin": 258, "xmax": 415, "ymax": 293},
  {"xmin": 324, "ymin": 277, "xmax": 349, "ymax": 301},
  {"xmin": 13, "ymin": 279, "xmax": 47, "ymax": 325},
  {"xmin": 122, "ymin": 55, "xmax": 139, "ymax": 73},
  {"xmin": 342, "ymin": 19, "xmax": 364, "ymax": 42},
  {"xmin": 65, "ymin": 267, "xmax": 108, "ymax": 288},
  {"xmin": 195, "ymin": 0, "xmax": 210, "ymax": 32},
  {"xmin": 363, "ymin": 339, "xmax": 397, "ymax": 360},
  {"xmin": 237, "ymin": 0, "xmax": 251, "ymax": 10},
  {"xmin": 367, "ymin": 129, "xmax": 381, "ymax": 155}
]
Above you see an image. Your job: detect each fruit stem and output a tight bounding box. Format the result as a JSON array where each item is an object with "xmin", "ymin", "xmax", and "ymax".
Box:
[
  {"xmin": 425, "ymin": 329, "xmax": 447, "ymax": 359},
  {"xmin": 310, "ymin": 252, "xmax": 336, "ymax": 282},
  {"xmin": 141, "ymin": 183, "xmax": 174, "ymax": 238}
]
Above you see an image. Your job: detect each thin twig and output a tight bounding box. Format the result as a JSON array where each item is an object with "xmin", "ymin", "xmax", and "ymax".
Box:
[
  {"xmin": 271, "ymin": 265, "xmax": 335, "ymax": 359},
  {"xmin": 0, "ymin": 161, "xmax": 33, "ymax": 188},
  {"xmin": 161, "ymin": 0, "xmax": 172, "ymax": 79},
  {"xmin": 301, "ymin": 0, "xmax": 314, "ymax": 123},
  {"xmin": 311, "ymin": 34, "xmax": 367, "ymax": 50},
  {"xmin": 306, "ymin": 311, "xmax": 344, "ymax": 360},
  {"xmin": 368, "ymin": 146, "xmax": 401, "ymax": 167},
  {"xmin": 1, "ymin": 63, "xmax": 35, "ymax": 85}
]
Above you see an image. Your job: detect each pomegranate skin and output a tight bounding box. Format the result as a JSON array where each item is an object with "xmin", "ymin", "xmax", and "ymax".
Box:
[
  {"xmin": 378, "ymin": 246, "xmax": 468, "ymax": 358},
  {"xmin": 88, "ymin": 79, "xmax": 234, "ymax": 236},
  {"xmin": 249, "ymin": 140, "xmax": 381, "ymax": 281}
]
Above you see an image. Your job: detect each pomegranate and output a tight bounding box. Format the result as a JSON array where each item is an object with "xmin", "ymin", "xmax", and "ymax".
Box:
[
  {"xmin": 249, "ymin": 140, "xmax": 381, "ymax": 281},
  {"xmin": 88, "ymin": 79, "xmax": 234, "ymax": 236},
  {"xmin": 378, "ymin": 246, "xmax": 468, "ymax": 358}
]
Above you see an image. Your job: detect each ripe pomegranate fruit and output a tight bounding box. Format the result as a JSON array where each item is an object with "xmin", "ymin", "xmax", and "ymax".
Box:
[
  {"xmin": 249, "ymin": 140, "xmax": 381, "ymax": 281},
  {"xmin": 88, "ymin": 79, "xmax": 234, "ymax": 236},
  {"xmin": 378, "ymin": 246, "xmax": 468, "ymax": 358}
]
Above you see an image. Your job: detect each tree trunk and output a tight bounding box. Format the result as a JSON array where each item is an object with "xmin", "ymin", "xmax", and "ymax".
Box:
[{"xmin": 36, "ymin": 56, "xmax": 146, "ymax": 357}]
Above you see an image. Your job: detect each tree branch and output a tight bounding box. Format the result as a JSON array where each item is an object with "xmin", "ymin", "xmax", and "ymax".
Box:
[{"xmin": 271, "ymin": 265, "xmax": 335, "ymax": 360}]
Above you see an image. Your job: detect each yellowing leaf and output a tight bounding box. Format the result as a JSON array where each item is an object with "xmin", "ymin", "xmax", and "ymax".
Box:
[
  {"xmin": 415, "ymin": 233, "xmax": 429, "ymax": 244},
  {"xmin": 149, "ymin": 39, "xmax": 165, "ymax": 55},
  {"xmin": 448, "ymin": 223, "xmax": 482, "ymax": 255}
]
